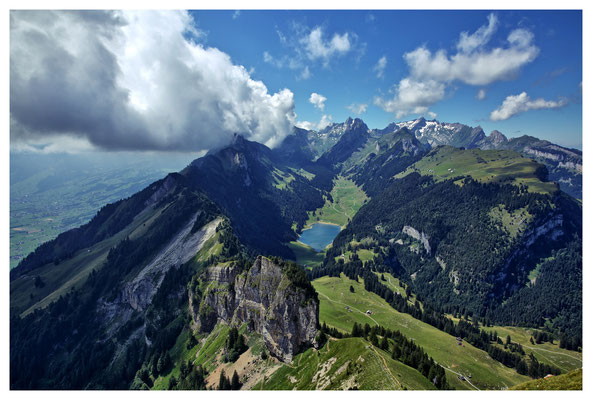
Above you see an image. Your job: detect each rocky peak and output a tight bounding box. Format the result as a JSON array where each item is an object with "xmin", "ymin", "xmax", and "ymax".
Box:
[
  {"xmin": 489, "ymin": 130, "xmax": 508, "ymax": 143},
  {"xmin": 191, "ymin": 256, "xmax": 319, "ymax": 362}
]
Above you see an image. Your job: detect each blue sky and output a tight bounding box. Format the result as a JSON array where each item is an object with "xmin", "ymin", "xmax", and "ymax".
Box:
[
  {"xmin": 9, "ymin": 10, "xmax": 582, "ymax": 153},
  {"xmin": 192, "ymin": 10, "xmax": 582, "ymax": 148}
]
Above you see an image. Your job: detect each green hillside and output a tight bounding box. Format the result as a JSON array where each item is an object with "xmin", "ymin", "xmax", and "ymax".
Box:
[
  {"xmin": 304, "ymin": 176, "xmax": 368, "ymax": 229},
  {"xmin": 395, "ymin": 146, "xmax": 558, "ymax": 194},
  {"xmin": 312, "ymin": 274, "xmax": 529, "ymax": 390},
  {"xmin": 260, "ymin": 337, "xmax": 435, "ymax": 390},
  {"xmin": 10, "ymin": 190, "xmax": 178, "ymax": 316},
  {"xmin": 482, "ymin": 326, "xmax": 582, "ymax": 373},
  {"xmin": 511, "ymin": 368, "xmax": 582, "ymax": 390}
]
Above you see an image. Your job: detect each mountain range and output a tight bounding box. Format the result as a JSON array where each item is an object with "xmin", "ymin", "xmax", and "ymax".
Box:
[{"xmin": 10, "ymin": 116, "xmax": 582, "ymax": 390}]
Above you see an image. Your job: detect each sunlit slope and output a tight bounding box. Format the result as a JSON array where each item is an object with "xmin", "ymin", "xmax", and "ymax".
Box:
[
  {"xmin": 312, "ymin": 274, "xmax": 529, "ymax": 390},
  {"xmin": 482, "ymin": 326, "xmax": 582, "ymax": 373},
  {"xmin": 395, "ymin": 146, "xmax": 558, "ymax": 194},
  {"xmin": 304, "ymin": 176, "xmax": 368, "ymax": 229},
  {"xmin": 260, "ymin": 337, "xmax": 435, "ymax": 390},
  {"xmin": 511, "ymin": 368, "xmax": 582, "ymax": 390}
]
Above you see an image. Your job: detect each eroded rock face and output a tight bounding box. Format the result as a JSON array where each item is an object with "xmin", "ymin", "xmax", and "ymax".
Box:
[
  {"xmin": 402, "ymin": 225, "xmax": 431, "ymax": 254},
  {"xmin": 192, "ymin": 256, "xmax": 319, "ymax": 362}
]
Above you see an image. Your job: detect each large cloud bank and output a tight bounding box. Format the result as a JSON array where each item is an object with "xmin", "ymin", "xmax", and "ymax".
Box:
[{"xmin": 10, "ymin": 10, "xmax": 296, "ymax": 152}]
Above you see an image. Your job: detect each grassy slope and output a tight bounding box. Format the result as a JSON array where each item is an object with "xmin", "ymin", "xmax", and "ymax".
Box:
[
  {"xmin": 11, "ymin": 202, "xmax": 166, "ymax": 316},
  {"xmin": 305, "ymin": 176, "xmax": 368, "ymax": 228},
  {"xmin": 152, "ymin": 324, "xmax": 234, "ymax": 390},
  {"xmin": 9, "ymin": 156, "xmax": 191, "ymax": 270},
  {"xmin": 511, "ymin": 368, "xmax": 582, "ymax": 390},
  {"xmin": 375, "ymin": 272, "xmax": 419, "ymax": 306},
  {"xmin": 395, "ymin": 147, "xmax": 558, "ymax": 195},
  {"xmin": 312, "ymin": 274, "xmax": 530, "ymax": 390},
  {"xmin": 286, "ymin": 241, "xmax": 326, "ymax": 269},
  {"xmin": 261, "ymin": 337, "xmax": 435, "ymax": 390},
  {"xmin": 482, "ymin": 325, "xmax": 582, "ymax": 373}
]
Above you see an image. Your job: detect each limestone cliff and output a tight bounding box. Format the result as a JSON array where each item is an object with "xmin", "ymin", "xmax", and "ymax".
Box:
[{"xmin": 190, "ymin": 256, "xmax": 319, "ymax": 362}]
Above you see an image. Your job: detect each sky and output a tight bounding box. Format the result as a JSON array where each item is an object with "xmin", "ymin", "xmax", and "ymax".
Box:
[{"xmin": 9, "ymin": 9, "xmax": 583, "ymax": 152}]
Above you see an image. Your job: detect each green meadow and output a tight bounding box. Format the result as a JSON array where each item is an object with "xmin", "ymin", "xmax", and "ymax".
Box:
[
  {"xmin": 312, "ymin": 273, "xmax": 530, "ymax": 390},
  {"xmin": 395, "ymin": 147, "xmax": 558, "ymax": 195}
]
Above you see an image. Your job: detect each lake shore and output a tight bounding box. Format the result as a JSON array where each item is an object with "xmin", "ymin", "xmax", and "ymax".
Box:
[{"xmin": 298, "ymin": 222, "xmax": 342, "ymax": 252}]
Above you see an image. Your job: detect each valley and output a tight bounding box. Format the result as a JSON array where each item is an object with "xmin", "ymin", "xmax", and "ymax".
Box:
[
  {"xmin": 8, "ymin": 9, "xmax": 583, "ymax": 393},
  {"xmin": 303, "ymin": 176, "xmax": 368, "ymax": 229},
  {"xmin": 9, "ymin": 116, "xmax": 582, "ymax": 391}
]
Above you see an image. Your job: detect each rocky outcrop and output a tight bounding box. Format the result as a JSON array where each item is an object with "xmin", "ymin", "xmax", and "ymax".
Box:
[
  {"xmin": 118, "ymin": 215, "xmax": 222, "ymax": 312},
  {"xmin": 402, "ymin": 225, "xmax": 431, "ymax": 254},
  {"xmin": 98, "ymin": 215, "xmax": 222, "ymax": 337},
  {"xmin": 492, "ymin": 213, "xmax": 565, "ymax": 289},
  {"xmin": 478, "ymin": 130, "xmax": 508, "ymax": 149},
  {"xmin": 191, "ymin": 256, "xmax": 319, "ymax": 362}
]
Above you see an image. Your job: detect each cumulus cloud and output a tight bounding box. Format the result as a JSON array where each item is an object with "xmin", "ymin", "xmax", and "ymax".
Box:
[
  {"xmin": 373, "ymin": 56, "xmax": 387, "ymax": 78},
  {"xmin": 264, "ymin": 24, "xmax": 362, "ymax": 77},
  {"xmin": 375, "ymin": 13, "xmax": 539, "ymax": 118},
  {"xmin": 403, "ymin": 27, "xmax": 538, "ymax": 86},
  {"xmin": 476, "ymin": 89, "xmax": 487, "ymax": 100},
  {"xmin": 374, "ymin": 78, "xmax": 446, "ymax": 119},
  {"xmin": 294, "ymin": 121, "xmax": 315, "ymax": 131},
  {"xmin": 317, "ymin": 114, "xmax": 333, "ymax": 130},
  {"xmin": 10, "ymin": 10, "xmax": 296, "ymax": 152},
  {"xmin": 301, "ymin": 27, "xmax": 351, "ymax": 65},
  {"xmin": 490, "ymin": 92, "xmax": 568, "ymax": 121},
  {"xmin": 427, "ymin": 111, "xmax": 437, "ymax": 119},
  {"xmin": 346, "ymin": 103, "xmax": 368, "ymax": 115},
  {"xmin": 309, "ymin": 93, "xmax": 327, "ymax": 110},
  {"xmin": 295, "ymin": 114, "xmax": 333, "ymax": 131}
]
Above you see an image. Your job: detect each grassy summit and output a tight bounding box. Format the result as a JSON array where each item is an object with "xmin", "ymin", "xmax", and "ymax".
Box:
[{"xmin": 395, "ymin": 146, "xmax": 558, "ymax": 195}]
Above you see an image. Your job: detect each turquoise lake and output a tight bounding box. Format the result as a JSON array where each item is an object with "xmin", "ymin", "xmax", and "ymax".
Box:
[{"xmin": 298, "ymin": 223, "xmax": 342, "ymax": 252}]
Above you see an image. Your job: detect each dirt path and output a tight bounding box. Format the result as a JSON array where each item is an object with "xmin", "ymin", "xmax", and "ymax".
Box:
[
  {"xmin": 318, "ymin": 292, "xmax": 379, "ymax": 326},
  {"xmin": 331, "ymin": 201, "xmax": 350, "ymax": 220},
  {"xmin": 386, "ymin": 275, "xmax": 401, "ymax": 294},
  {"xmin": 522, "ymin": 345, "xmax": 582, "ymax": 362},
  {"xmin": 369, "ymin": 345, "xmax": 401, "ymax": 389},
  {"xmin": 437, "ymin": 363, "xmax": 480, "ymax": 391}
]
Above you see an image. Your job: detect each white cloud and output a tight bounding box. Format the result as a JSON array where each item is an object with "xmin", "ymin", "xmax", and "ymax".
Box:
[
  {"xmin": 346, "ymin": 103, "xmax": 368, "ymax": 115},
  {"xmin": 457, "ymin": 13, "xmax": 498, "ymax": 53},
  {"xmin": 317, "ymin": 114, "xmax": 333, "ymax": 130},
  {"xmin": 373, "ymin": 55, "xmax": 387, "ymax": 78},
  {"xmin": 232, "ymin": 10, "xmax": 240, "ymax": 20},
  {"xmin": 427, "ymin": 111, "xmax": 438, "ymax": 119},
  {"xmin": 403, "ymin": 28, "xmax": 539, "ymax": 86},
  {"xmin": 374, "ymin": 78, "xmax": 445, "ymax": 119},
  {"xmin": 265, "ymin": 24, "xmax": 362, "ymax": 78},
  {"xmin": 299, "ymin": 66, "xmax": 311, "ymax": 80},
  {"xmin": 295, "ymin": 114, "xmax": 333, "ymax": 131},
  {"xmin": 476, "ymin": 89, "xmax": 487, "ymax": 100},
  {"xmin": 374, "ymin": 13, "xmax": 539, "ymax": 118},
  {"xmin": 301, "ymin": 27, "xmax": 351, "ymax": 66},
  {"xmin": 295, "ymin": 121, "xmax": 316, "ymax": 131},
  {"xmin": 10, "ymin": 11, "xmax": 296, "ymax": 152},
  {"xmin": 309, "ymin": 93, "xmax": 327, "ymax": 111},
  {"xmin": 490, "ymin": 92, "xmax": 568, "ymax": 121}
]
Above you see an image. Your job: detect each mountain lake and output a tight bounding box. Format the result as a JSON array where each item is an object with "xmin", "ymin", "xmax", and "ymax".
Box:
[{"xmin": 298, "ymin": 222, "xmax": 342, "ymax": 252}]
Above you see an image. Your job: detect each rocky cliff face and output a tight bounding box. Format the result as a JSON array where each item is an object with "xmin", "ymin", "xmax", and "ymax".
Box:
[
  {"xmin": 191, "ymin": 256, "xmax": 319, "ymax": 362},
  {"xmin": 402, "ymin": 225, "xmax": 431, "ymax": 254}
]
